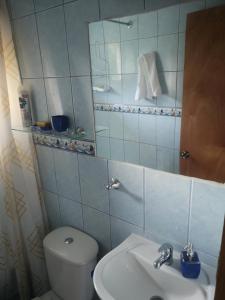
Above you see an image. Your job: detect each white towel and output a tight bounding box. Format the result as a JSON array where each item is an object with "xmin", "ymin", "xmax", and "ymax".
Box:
[{"xmin": 135, "ymin": 52, "xmax": 162, "ymax": 101}]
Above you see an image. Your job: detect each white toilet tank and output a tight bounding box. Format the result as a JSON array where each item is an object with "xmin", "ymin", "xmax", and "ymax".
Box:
[{"xmin": 43, "ymin": 227, "xmax": 99, "ymax": 300}]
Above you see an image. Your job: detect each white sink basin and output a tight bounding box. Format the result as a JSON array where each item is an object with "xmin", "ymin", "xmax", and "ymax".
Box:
[{"xmin": 93, "ymin": 234, "xmax": 216, "ymax": 300}]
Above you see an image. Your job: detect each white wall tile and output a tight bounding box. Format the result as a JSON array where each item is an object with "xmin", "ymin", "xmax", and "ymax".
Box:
[
  {"xmin": 139, "ymin": 37, "xmax": 157, "ymax": 56},
  {"xmin": 206, "ymin": 0, "xmax": 225, "ymax": 7},
  {"xmin": 99, "ymin": 0, "xmax": 145, "ymax": 19},
  {"xmin": 158, "ymin": 34, "xmax": 178, "ymax": 71},
  {"xmin": 71, "ymin": 76, "xmax": 95, "ymax": 139},
  {"xmin": 108, "ymin": 160, "xmax": 144, "ymax": 227},
  {"xmin": 145, "ymin": 0, "xmax": 179, "ymax": 11},
  {"xmin": 23, "ymin": 79, "xmax": 48, "ymax": 121},
  {"xmin": 124, "ymin": 141, "xmax": 140, "ymax": 164},
  {"xmin": 139, "ymin": 114, "xmax": 156, "ymax": 145},
  {"xmin": 37, "ymin": 6, "xmax": 69, "ymax": 77},
  {"xmin": 111, "ymin": 216, "xmax": 143, "ymax": 248},
  {"xmin": 105, "ymin": 43, "xmax": 121, "ymax": 75},
  {"xmin": 121, "ymin": 40, "xmax": 138, "ymax": 74},
  {"xmin": 138, "ymin": 11, "xmax": 157, "ymax": 38},
  {"xmin": 53, "ymin": 149, "xmax": 81, "ymax": 202},
  {"xmin": 124, "ymin": 113, "xmax": 139, "ymax": 142},
  {"xmin": 178, "ymin": 33, "xmax": 185, "ymax": 71},
  {"xmin": 156, "ymin": 115, "xmax": 175, "ymax": 148},
  {"xmin": 157, "ymin": 146, "xmax": 175, "ymax": 172},
  {"xmin": 92, "ymin": 76, "xmax": 108, "ymax": 103},
  {"xmin": 109, "ymin": 112, "xmax": 124, "ymax": 139},
  {"xmin": 89, "ymin": 21, "xmax": 104, "ymax": 45},
  {"xmin": 64, "ymin": 0, "xmax": 99, "ymax": 76},
  {"xmin": 44, "ymin": 191, "xmax": 61, "ymax": 229},
  {"xmin": 110, "ymin": 138, "xmax": 125, "ymax": 161},
  {"xmin": 79, "ymin": 155, "xmax": 109, "ymax": 213},
  {"xmin": 95, "ymin": 110, "xmax": 110, "ymax": 137},
  {"xmin": 13, "ymin": 15, "xmax": 43, "ymax": 78},
  {"xmin": 83, "ymin": 206, "xmax": 111, "ymax": 255},
  {"xmin": 158, "ymin": 5, "xmax": 179, "ymax": 35},
  {"xmin": 120, "ymin": 15, "xmax": 138, "ymax": 41},
  {"xmin": 176, "ymin": 71, "xmax": 184, "ymax": 107},
  {"xmin": 190, "ymin": 180, "xmax": 225, "ymax": 257},
  {"xmin": 10, "ymin": 0, "xmax": 34, "ymax": 18},
  {"xmin": 90, "ymin": 44, "xmax": 107, "ymax": 76},
  {"xmin": 108, "ymin": 75, "xmax": 122, "ymax": 103},
  {"xmin": 60, "ymin": 196, "xmax": 83, "ymax": 230},
  {"xmin": 145, "ymin": 169, "xmax": 191, "ymax": 245},
  {"xmin": 96, "ymin": 136, "xmax": 111, "ymax": 159},
  {"xmin": 36, "ymin": 145, "xmax": 57, "ymax": 193},
  {"xmin": 157, "ymin": 72, "xmax": 177, "ymax": 107},
  {"xmin": 34, "ymin": 0, "xmax": 62, "ymax": 12},
  {"xmin": 175, "ymin": 117, "xmax": 181, "ymax": 149},
  {"xmin": 45, "ymin": 77, "xmax": 75, "ymax": 128},
  {"xmin": 140, "ymin": 143, "xmax": 157, "ymax": 168},
  {"xmin": 122, "ymin": 74, "xmax": 137, "ymax": 104},
  {"xmin": 103, "ymin": 20, "xmax": 120, "ymax": 43}
]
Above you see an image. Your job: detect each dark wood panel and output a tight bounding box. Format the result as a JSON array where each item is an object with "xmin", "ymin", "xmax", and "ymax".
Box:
[{"xmin": 180, "ymin": 6, "xmax": 225, "ymax": 183}]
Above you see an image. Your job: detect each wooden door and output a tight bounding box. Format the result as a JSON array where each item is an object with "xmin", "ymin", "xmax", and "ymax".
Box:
[
  {"xmin": 214, "ymin": 217, "xmax": 225, "ymax": 300},
  {"xmin": 180, "ymin": 6, "xmax": 225, "ymax": 183}
]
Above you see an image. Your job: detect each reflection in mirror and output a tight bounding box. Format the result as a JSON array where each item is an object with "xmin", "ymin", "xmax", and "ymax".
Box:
[{"xmin": 89, "ymin": 6, "xmax": 185, "ymax": 174}]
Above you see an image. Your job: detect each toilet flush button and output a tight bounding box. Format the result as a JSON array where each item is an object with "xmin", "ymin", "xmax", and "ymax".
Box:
[{"xmin": 64, "ymin": 237, "xmax": 74, "ymax": 244}]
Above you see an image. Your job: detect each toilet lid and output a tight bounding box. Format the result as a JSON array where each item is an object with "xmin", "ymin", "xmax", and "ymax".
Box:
[{"xmin": 43, "ymin": 227, "xmax": 99, "ymax": 265}]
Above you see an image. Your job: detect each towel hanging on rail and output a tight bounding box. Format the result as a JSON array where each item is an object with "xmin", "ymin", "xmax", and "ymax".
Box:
[{"xmin": 135, "ymin": 52, "xmax": 162, "ymax": 101}]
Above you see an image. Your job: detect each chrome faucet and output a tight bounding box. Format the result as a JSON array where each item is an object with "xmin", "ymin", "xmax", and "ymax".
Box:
[
  {"xmin": 106, "ymin": 178, "xmax": 120, "ymax": 190},
  {"xmin": 153, "ymin": 243, "xmax": 173, "ymax": 269}
]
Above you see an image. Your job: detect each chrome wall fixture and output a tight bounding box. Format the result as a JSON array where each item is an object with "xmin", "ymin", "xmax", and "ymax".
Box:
[
  {"xmin": 106, "ymin": 178, "xmax": 121, "ymax": 190},
  {"xmin": 107, "ymin": 19, "xmax": 133, "ymax": 28}
]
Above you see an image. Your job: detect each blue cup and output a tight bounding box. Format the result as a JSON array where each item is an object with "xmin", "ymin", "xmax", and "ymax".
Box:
[{"xmin": 51, "ymin": 115, "xmax": 69, "ymax": 132}]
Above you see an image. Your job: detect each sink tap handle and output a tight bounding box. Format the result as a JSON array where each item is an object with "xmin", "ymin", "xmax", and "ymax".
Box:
[{"xmin": 158, "ymin": 243, "xmax": 173, "ymax": 256}]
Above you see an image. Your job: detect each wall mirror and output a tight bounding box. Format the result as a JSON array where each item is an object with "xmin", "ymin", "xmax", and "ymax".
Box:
[
  {"xmin": 89, "ymin": 3, "xmax": 225, "ymax": 182},
  {"xmin": 89, "ymin": 5, "xmax": 184, "ymax": 175}
]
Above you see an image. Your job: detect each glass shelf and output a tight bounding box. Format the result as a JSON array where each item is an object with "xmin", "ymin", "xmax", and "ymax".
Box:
[
  {"xmin": 11, "ymin": 126, "xmax": 96, "ymax": 156},
  {"xmin": 11, "ymin": 127, "xmax": 95, "ymax": 143}
]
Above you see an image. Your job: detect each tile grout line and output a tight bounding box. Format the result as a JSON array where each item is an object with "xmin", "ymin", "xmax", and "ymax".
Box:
[
  {"xmin": 77, "ymin": 153, "xmax": 85, "ymax": 231},
  {"xmin": 187, "ymin": 178, "xmax": 194, "ymax": 244},
  {"xmin": 34, "ymin": 9, "xmax": 51, "ymax": 122},
  {"xmin": 107, "ymin": 160, "xmax": 113, "ymax": 250},
  {"xmin": 62, "ymin": 2, "xmax": 77, "ymax": 130},
  {"xmin": 143, "ymin": 167, "xmax": 146, "ymax": 232}
]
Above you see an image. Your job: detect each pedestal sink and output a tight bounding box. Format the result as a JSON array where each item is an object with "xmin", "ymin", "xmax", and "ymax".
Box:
[{"xmin": 93, "ymin": 234, "xmax": 216, "ymax": 300}]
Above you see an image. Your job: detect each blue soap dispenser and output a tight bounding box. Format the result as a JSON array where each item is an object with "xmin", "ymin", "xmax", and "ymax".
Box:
[{"xmin": 180, "ymin": 242, "xmax": 201, "ymax": 279}]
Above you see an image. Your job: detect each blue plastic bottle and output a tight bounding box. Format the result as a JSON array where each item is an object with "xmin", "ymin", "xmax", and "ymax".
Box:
[{"xmin": 180, "ymin": 243, "xmax": 201, "ymax": 279}]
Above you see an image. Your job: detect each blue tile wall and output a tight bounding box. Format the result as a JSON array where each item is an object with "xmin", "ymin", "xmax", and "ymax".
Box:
[
  {"xmin": 10, "ymin": 0, "xmax": 34, "ymax": 18},
  {"xmin": 13, "ymin": 15, "xmax": 43, "ymax": 78},
  {"xmin": 11, "ymin": 0, "xmax": 225, "ymax": 271},
  {"xmin": 34, "ymin": 0, "xmax": 63, "ymax": 12},
  {"xmin": 36, "ymin": 6, "xmax": 70, "ymax": 77},
  {"xmin": 36, "ymin": 145, "xmax": 225, "ymax": 268}
]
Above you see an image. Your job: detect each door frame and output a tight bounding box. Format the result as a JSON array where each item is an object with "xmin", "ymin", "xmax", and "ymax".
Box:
[{"xmin": 214, "ymin": 217, "xmax": 225, "ymax": 299}]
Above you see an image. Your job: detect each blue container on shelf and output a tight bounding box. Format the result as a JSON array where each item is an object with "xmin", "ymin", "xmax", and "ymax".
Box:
[
  {"xmin": 180, "ymin": 243, "xmax": 201, "ymax": 279},
  {"xmin": 51, "ymin": 115, "xmax": 69, "ymax": 132}
]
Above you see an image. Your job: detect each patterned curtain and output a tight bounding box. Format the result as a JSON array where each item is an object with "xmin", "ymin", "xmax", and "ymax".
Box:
[{"xmin": 0, "ymin": 1, "xmax": 49, "ymax": 299}]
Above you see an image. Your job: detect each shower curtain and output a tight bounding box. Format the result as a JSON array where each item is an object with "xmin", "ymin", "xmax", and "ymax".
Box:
[{"xmin": 0, "ymin": 1, "xmax": 49, "ymax": 299}]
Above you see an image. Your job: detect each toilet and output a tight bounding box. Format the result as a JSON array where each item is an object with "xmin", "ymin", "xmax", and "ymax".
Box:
[{"xmin": 33, "ymin": 227, "xmax": 98, "ymax": 300}]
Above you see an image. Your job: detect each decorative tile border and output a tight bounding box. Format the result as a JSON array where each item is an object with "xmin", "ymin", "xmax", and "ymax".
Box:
[
  {"xmin": 33, "ymin": 132, "xmax": 95, "ymax": 156},
  {"xmin": 95, "ymin": 103, "xmax": 182, "ymax": 117}
]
